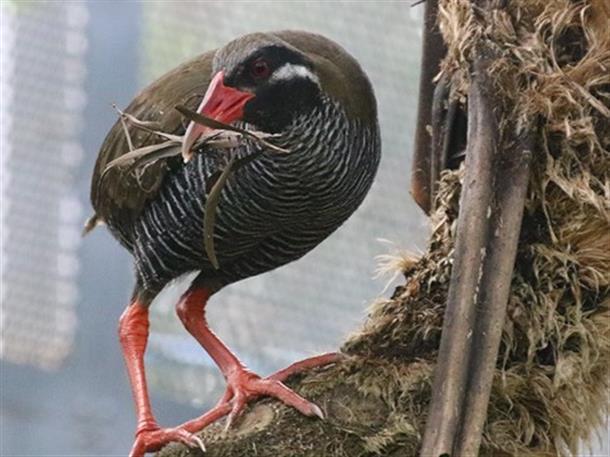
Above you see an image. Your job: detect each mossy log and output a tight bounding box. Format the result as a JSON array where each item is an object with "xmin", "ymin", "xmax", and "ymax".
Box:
[{"xmin": 158, "ymin": 0, "xmax": 610, "ymax": 455}]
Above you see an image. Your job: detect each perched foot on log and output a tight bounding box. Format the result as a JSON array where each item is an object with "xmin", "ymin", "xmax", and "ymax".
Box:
[{"xmin": 180, "ymin": 352, "xmax": 340, "ymax": 433}]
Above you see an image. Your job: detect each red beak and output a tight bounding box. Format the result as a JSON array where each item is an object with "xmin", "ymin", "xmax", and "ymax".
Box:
[{"xmin": 181, "ymin": 71, "xmax": 255, "ymax": 161}]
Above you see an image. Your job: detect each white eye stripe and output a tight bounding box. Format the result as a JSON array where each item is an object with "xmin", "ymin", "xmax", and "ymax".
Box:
[{"xmin": 270, "ymin": 63, "xmax": 320, "ymax": 85}]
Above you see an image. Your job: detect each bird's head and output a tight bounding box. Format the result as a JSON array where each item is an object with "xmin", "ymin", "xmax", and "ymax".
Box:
[{"xmin": 181, "ymin": 31, "xmax": 377, "ymax": 160}]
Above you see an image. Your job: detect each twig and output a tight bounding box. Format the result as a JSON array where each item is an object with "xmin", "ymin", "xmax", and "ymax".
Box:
[
  {"xmin": 175, "ymin": 105, "xmax": 290, "ymax": 154},
  {"xmin": 203, "ymin": 156, "xmax": 237, "ymax": 270},
  {"xmin": 100, "ymin": 140, "xmax": 180, "ymax": 183},
  {"xmin": 112, "ymin": 104, "xmax": 183, "ymax": 143},
  {"xmin": 410, "ymin": 0, "xmax": 447, "ymax": 214},
  {"xmin": 113, "ymin": 103, "xmax": 135, "ymax": 152},
  {"xmin": 429, "ymin": 72, "xmax": 451, "ymax": 207}
]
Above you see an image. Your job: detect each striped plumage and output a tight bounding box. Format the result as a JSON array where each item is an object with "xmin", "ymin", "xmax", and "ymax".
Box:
[
  {"xmin": 130, "ymin": 99, "xmax": 379, "ymax": 292},
  {"xmin": 90, "ymin": 30, "xmax": 380, "ymax": 456}
]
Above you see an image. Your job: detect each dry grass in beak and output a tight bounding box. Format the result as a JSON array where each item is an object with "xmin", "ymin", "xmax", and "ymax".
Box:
[
  {"xmin": 98, "ymin": 105, "xmax": 291, "ymax": 269},
  {"xmin": 175, "ymin": 105, "xmax": 291, "ymax": 155}
]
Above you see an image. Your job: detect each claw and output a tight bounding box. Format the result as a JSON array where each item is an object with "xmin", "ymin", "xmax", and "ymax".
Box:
[
  {"xmin": 192, "ymin": 435, "xmax": 206, "ymax": 453},
  {"xmin": 129, "ymin": 426, "xmax": 205, "ymax": 457},
  {"xmin": 309, "ymin": 403, "xmax": 325, "ymax": 420},
  {"xmin": 225, "ymin": 389, "xmax": 247, "ymax": 430},
  {"xmin": 176, "ymin": 428, "xmax": 204, "ymax": 450},
  {"xmin": 223, "ymin": 413, "xmax": 236, "ymax": 433}
]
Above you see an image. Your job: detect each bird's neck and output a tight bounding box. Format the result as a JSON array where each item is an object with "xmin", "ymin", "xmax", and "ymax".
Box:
[
  {"xmin": 257, "ymin": 98, "xmax": 375, "ymax": 166},
  {"xmin": 229, "ymin": 96, "xmax": 380, "ymax": 199}
]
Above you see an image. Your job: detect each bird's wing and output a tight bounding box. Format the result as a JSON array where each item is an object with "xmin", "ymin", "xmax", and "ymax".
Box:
[{"xmin": 90, "ymin": 50, "xmax": 215, "ymax": 227}]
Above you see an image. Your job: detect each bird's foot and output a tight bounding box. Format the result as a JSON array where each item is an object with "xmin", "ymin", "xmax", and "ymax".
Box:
[
  {"xmin": 180, "ymin": 352, "xmax": 340, "ymax": 433},
  {"xmin": 221, "ymin": 367, "xmax": 326, "ymax": 428},
  {"xmin": 129, "ymin": 424, "xmax": 205, "ymax": 457}
]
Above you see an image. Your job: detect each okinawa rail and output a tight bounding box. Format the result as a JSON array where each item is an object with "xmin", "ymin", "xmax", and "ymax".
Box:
[{"xmin": 89, "ymin": 30, "xmax": 380, "ymax": 456}]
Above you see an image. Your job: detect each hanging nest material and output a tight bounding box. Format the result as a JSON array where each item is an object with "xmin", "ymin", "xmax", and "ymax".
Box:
[{"xmin": 158, "ymin": 1, "xmax": 609, "ymax": 455}]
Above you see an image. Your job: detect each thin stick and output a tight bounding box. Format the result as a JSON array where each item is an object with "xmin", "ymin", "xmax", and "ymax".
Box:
[
  {"xmin": 112, "ymin": 104, "xmax": 183, "ymax": 143},
  {"xmin": 429, "ymin": 72, "xmax": 450, "ymax": 207},
  {"xmin": 410, "ymin": 0, "xmax": 447, "ymax": 214},
  {"xmin": 114, "ymin": 103, "xmax": 135, "ymax": 152},
  {"xmin": 203, "ymin": 156, "xmax": 237, "ymax": 270}
]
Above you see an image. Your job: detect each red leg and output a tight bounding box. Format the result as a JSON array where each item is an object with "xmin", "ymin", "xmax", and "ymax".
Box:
[
  {"xmin": 176, "ymin": 287, "xmax": 340, "ymax": 430},
  {"xmin": 118, "ymin": 301, "xmax": 205, "ymax": 457}
]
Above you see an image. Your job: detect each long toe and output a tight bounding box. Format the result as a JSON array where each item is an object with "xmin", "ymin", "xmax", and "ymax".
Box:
[
  {"xmin": 129, "ymin": 426, "xmax": 205, "ymax": 457},
  {"xmin": 179, "ymin": 367, "xmax": 327, "ymax": 435},
  {"xmin": 253, "ymin": 377, "xmax": 324, "ymax": 418},
  {"xmin": 268, "ymin": 352, "xmax": 341, "ymax": 383},
  {"xmin": 220, "ymin": 369, "xmax": 324, "ymax": 429}
]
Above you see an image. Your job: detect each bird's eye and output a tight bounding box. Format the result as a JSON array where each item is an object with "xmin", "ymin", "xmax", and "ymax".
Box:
[{"xmin": 250, "ymin": 58, "xmax": 271, "ymax": 79}]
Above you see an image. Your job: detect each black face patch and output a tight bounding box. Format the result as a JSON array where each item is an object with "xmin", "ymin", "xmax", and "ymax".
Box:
[
  {"xmin": 225, "ymin": 45, "xmax": 310, "ymax": 87},
  {"xmin": 224, "ymin": 45, "xmax": 323, "ymax": 133}
]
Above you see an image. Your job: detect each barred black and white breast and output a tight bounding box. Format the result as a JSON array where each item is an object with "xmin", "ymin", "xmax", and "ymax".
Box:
[{"xmin": 91, "ymin": 30, "xmax": 381, "ymax": 297}]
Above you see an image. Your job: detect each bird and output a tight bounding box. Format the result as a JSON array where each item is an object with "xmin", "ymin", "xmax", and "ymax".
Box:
[{"xmin": 89, "ymin": 30, "xmax": 380, "ymax": 456}]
